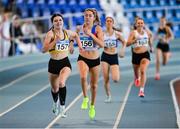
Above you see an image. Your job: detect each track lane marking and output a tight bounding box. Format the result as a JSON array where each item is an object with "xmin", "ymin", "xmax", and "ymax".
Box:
[
  {"xmin": 170, "ymin": 77, "xmax": 180, "ymax": 129},
  {"xmin": 0, "ymin": 84, "xmax": 50, "ymax": 117},
  {"xmin": 113, "ymin": 81, "xmax": 133, "ymax": 129},
  {"xmin": 0, "ymin": 68, "xmax": 46, "ymax": 91}
]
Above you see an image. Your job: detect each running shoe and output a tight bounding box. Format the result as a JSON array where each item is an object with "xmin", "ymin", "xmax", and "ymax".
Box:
[
  {"xmin": 104, "ymin": 95, "xmax": 111, "ymax": 103},
  {"xmin": 52, "ymin": 101, "xmax": 59, "ymax": 116},
  {"xmin": 81, "ymin": 97, "xmax": 89, "ymax": 109},
  {"xmin": 60, "ymin": 105, "xmax": 67, "ymax": 118},
  {"xmin": 134, "ymin": 78, "xmax": 140, "ymax": 87},
  {"xmin": 155, "ymin": 73, "xmax": 160, "ymax": 80},
  {"xmin": 138, "ymin": 90, "xmax": 145, "ymax": 97},
  {"xmin": 89, "ymin": 105, "xmax": 96, "ymax": 120}
]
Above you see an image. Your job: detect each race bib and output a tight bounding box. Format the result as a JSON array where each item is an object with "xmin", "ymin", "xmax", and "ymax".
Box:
[
  {"xmin": 55, "ymin": 40, "xmax": 69, "ymax": 51},
  {"xmin": 80, "ymin": 37, "xmax": 96, "ymax": 50},
  {"xmin": 134, "ymin": 38, "xmax": 148, "ymax": 47},
  {"xmin": 158, "ymin": 33, "xmax": 166, "ymax": 39},
  {"xmin": 81, "ymin": 40, "xmax": 93, "ymax": 48},
  {"xmin": 104, "ymin": 39, "xmax": 117, "ymax": 48}
]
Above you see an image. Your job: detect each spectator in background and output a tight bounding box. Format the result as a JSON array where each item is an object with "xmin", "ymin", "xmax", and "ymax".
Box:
[
  {"xmin": 0, "ymin": 11, "xmax": 12, "ymax": 58},
  {"xmin": 9, "ymin": 15, "xmax": 23, "ymax": 56},
  {"xmin": 21, "ymin": 20, "xmax": 39, "ymax": 44}
]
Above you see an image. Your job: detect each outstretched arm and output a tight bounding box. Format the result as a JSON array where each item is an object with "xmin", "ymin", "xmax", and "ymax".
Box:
[{"xmin": 67, "ymin": 30, "xmax": 83, "ymax": 52}]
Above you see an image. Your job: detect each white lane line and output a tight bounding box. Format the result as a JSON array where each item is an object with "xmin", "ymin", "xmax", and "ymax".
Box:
[
  {"xmin": 0, "ymin": 60, "xmax": 46, "ymax": 72},
  {"xmin": 0, "ymin": 52, "xmax": 79, "ymax": 72},
  {"xmin": 0, "ymin": 68, "xmax": 46, "ymax": 91},
  {"xmin": 0, "ymin": 70, "xmax": 79, "ymax": 118},
  {"xmin": 113, "ymin": 68, "xmax": 180, "ymax": 129},
  {"xmin": 45, "ymin": 76, "xmax": 103, "ymax": 129},
  {"xmin": 45, "ymin": 41, "xmax": 179, "ymax": 128},
  {"xmin": 0, "ymin": 84, "xmax": 50, "ymax": 117},
  {"xmin": 170, "ymin": 77, "xmax": 180, "ymax": 129},
  {"xmin": 45, "ymin": 91, "xmax": 84, "ymax": 129},
  {"xmin": 123, "ymin": 65, "xmax": 180, "ymax": 76},
  {"xmin": 0, "ymin": 58, "xmax": 78, "ymax": 117},
  {"xmin": 0, "ymin": 56, "xmax": 79, "ymax": 91},
  {"xmin": 0, "ymin": 54, "xmax": 40, "ymax": 62},
  {"xmin": 113, "ymin": 81, "xmax": 133, "ymax": 129},
  {"xmin": 45, "ymin": 63, "xmax": 180, "ymax": 129}
]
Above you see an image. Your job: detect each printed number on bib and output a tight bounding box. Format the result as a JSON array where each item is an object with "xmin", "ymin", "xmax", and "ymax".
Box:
[
  {"xmin": 55, "ymin": 42, "xmax": 69, "ymax": 51},
  {"xmin": 158, "ymin": 33, "xmax": 165, "ymax": 40},
  {"xmin": 135, "ymin": 38, "xmax": 148, "ymax": 47},
  {"xmin": 105, "ymin": 40, "xmax": 116, "ymax": 48},
  {"xmin": 81, "ymin": 40, "xmax": 93, "ymax": 48}
]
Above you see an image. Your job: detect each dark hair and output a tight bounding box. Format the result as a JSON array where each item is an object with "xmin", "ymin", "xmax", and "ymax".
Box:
[
  {"xmin": 51, "ymin": 13, "xmax": 64, "ymax": 23},
  {"xmin": 113, "ymin": 27, "xmax": 122, "ymax": 32},
  {"xmin": 166, "ymin": 22, "xmax": 173, "ymax": 29},
  {"xmin": 105, "ymin": 16, "xmax": 114, "ymax": 23},
  {"xmin": 136, "ymin": 17, "xmax": 144, "ymax": 22},
  {"xmin": 161, "ymin": 16, "xmax": 166, "ymax": 20}
]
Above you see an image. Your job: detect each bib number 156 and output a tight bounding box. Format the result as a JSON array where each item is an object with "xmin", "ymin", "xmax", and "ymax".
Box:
[{"xmin": 81, "ymin": 40, "xmax": 93, "ymax": 48}]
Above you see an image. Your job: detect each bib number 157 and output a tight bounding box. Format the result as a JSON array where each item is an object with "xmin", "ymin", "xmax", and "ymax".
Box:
[{"xmin": 56, "ymin": 44, "xmax": 69, "ymax": 51}]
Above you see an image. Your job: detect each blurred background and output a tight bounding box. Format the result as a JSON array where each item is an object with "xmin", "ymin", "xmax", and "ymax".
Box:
[{"xmin": 0, "ymin": 0, "xmax": 180, "ymax": 58}]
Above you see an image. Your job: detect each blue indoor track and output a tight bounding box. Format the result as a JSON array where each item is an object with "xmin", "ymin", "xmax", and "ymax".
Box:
[{"xmin": 0, "ymin": 39, "xmax": 180, "ymax": 129}]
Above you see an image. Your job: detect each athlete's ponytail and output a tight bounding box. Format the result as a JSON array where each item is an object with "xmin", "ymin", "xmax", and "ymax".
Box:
[
  {"xmin": 92, "ymin": 9, "xmax": 101, "ymax": 25},
  {"xmin": 112, "ymin": 27, "xmax": 122, "ymax": 32}
]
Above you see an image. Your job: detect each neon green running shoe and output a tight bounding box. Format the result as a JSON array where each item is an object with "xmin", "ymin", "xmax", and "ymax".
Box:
[
  {"xmin": 89, "ymin": 105, "xmax": 95, "ymax": 119},
  {"xmin": 81, "ymin": 97, "xmax": 89, "ymax": 109}
]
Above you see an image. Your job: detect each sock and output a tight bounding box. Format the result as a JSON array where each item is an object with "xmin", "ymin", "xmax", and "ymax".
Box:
[
  {"xmin": 59, "ymin": 86, "xmax": 67, "ymax": 105},
  {"xmin": 51, "ymin": 90, "xmax": 59, "ymax": 103},
  {"xmin": 156, "ymin": 73, "xmax": 160, "ymax": 76},
  {"xmin": 140, "ymin": 87, "xmax": 144, "ymax": 92}
]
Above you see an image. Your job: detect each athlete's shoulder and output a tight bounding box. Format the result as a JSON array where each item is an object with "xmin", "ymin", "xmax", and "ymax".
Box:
[
  {"xmin": 132, "ymin": 29, "xmax": 137, "ymax": 34},
  {"xmin": 65, "ymin": 29, "xmax": 76, "ymax": 37},
  {"xmin": 63, "ymin": 29, "xmax": 68, "ymax": 33},
  {"xmin": 46, "ymin": 29, "xmax": 54, "ymax": 38},
  {"xmin": 95, "ymin": 24, "xmax": 102, "ymax": 29},
  {"xmin": 165, "ymin": 25, "xmax": 171, "ymax": 31},
  {"xmin": 114, "ymin": 30, "xmax": 122, "ymax": 36},
  {"xmin": 94, "ymin": 25, "xmax": 103, "ymax": 34}
]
